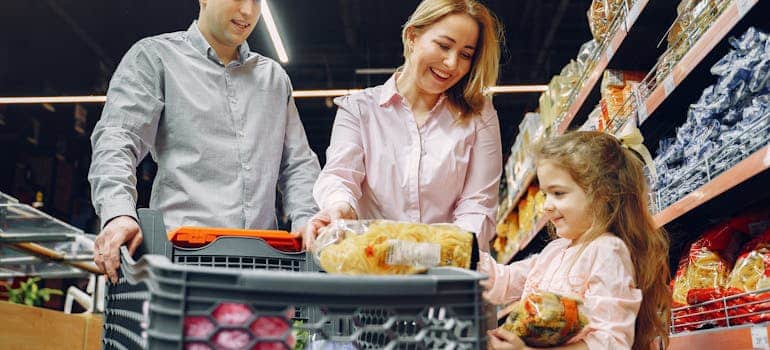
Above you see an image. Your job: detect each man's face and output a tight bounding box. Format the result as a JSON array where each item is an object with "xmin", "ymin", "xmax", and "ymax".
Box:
[{"xmin": 199, "ymin": 0, "xmax": 261, "ymax": 49}]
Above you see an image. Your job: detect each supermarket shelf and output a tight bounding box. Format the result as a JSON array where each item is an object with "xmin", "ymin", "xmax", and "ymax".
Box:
[
  {"xmin": 496, "ymin": 1, "xmax": 650, "ymax": 229},
  {"xmin": 638, "ymin": 0, "xmax": 759, "ymax": 125},
  {"xmin": 556, "ymin": 0, "xmax": 649, "ymax": 134},
  {"xmin": 498, "ymin": 216, "xmax": 549, "ymax": 265},
  {"xmin": 496, "ymin": 169, "xmax": 535, "ymax": 224},
  {"xmin": 668, "ymin": 323, "xmax": 769, "ymax": 350},
  {"xmin": 654, "ymin": 144, "xmax": 770, "ymax": 227}
]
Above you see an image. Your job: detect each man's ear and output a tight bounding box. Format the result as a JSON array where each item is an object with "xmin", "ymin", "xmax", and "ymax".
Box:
[{"xmin": 199, "ymin": 0, "xmax": 207, "ymax": 9}]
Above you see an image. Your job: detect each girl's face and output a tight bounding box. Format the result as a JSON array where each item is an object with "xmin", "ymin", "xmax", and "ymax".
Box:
[
  {"xmin": 403, "ymin": 13, "xmax": 478, "ymax": 96},
  {"xmin": 536, "ymin": 160, "xmax": 593, "ymax": 241}
]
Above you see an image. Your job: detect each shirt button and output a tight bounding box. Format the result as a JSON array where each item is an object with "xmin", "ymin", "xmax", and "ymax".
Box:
[{"xmin": 243, "ymin": 164, "xmax": 251, "ymax": 170}]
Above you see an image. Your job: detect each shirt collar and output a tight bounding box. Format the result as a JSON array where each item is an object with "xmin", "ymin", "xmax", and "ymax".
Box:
[
  {"xmin": 187, "ymin": 21, "xmax": 251, "ymax": 65},
  {"xmin": 378, "ymin": 74, "xmax": 402, "ymax": 107},
  {"xmin": 378, "ymin": 73, "xmax": 448, "ymax": 111}
]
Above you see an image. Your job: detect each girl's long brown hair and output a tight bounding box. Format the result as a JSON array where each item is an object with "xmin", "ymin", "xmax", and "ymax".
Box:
[{"xmin": 534, "ymin": 131, "xmax": 670, "ymax": 350}]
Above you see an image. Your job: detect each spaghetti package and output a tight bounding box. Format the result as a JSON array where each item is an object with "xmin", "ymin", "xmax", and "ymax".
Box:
[
  {"xmin": 670, "ymin": 211, "xmax": 770, "ymax": 331},
  {"xmin": 671, "ymin": 254, "xmax": 701, "ymax": 332},
  {"xmin": 314, "ymin": 220, "xmax": 478, "ymax": 275},
  {"xmin": 502, "ymin": 292, "xmax": 588, "ymax": 347},
  {"xmin": 684, "ymin": 221, "xmax": 746, "ymax": 305},
  {"xmin": 725, "ymin": 227, "xmax": 770, "ymax": 325}
]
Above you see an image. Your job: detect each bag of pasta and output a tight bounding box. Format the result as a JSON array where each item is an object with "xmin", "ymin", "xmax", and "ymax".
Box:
[
  {"xmin": 502, "ymin": 292, "xmax": 588, "ymax": 347},
  {"xmin": 671, "ymin": 254, "xmax": 694, "ymax": 332},
  {"xmin": 726, "ymin": 227, "xmax": 770, "ymax": 325},
  {"xmin": 313, "ymin": 220, "xmax": 478, "ymax": 275}
]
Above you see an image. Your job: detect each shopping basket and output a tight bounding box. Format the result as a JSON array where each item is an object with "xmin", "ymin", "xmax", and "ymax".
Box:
[{"xmin": 102, "ymin": 209, "xmax": 487, "ymax": 349}]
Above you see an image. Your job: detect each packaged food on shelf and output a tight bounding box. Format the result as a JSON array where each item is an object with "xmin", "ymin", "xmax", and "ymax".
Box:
[
  {"xmin": 576, "ymin": 40, "xmax": 599, "ymax": 72},
  {"xmin": 502, "ymin": 292, "xmax": 588, "ymax": 347},
  {"xmin": 314, "ymin": 220, "xmax": 478, "ymax": 275},
  {"xmin": 494, "ymin": 183, "xmax": 545, "ymax": 261},
  {"xmin": 587, "ymin": 0, "xmax": 631, "ymax": 41},
  {"xmin": 655, "ymin": 0, "xmax": 731, "ymax": 84},
  {"xmin": 724, "ymin": 227, "xmax": 770, "ymax": 325},
  {"xmin": 652, "ymin": 28, "xmax": 770, "ymax": 210},
  {"xmin": 671, "ymin": 254, "xmax": 699, "ymax": 333},
  {"xmin": 504, "ymin": 112, "xmax": 544, "ymax": 205},
  {"xmin": 670, "ymin": 211, "xmax": 770, "ymax": 332},
  {"xmin": 598, "ymin": 69, "xmax": 646, "ymax": 130}
]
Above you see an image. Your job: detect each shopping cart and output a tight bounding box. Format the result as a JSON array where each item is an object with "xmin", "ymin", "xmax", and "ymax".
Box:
[{"xmin": 102, "ymin": 209, "xmax": 487, "ymax": 349}]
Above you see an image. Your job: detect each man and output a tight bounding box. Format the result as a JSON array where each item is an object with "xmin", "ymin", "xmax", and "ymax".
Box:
[{"xmin": 89, "ymin": 0, "xmax": 320, "ymax": 282}]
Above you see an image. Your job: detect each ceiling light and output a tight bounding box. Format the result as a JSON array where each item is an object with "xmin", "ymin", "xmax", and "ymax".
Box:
[
  {"xmin": 0, "ymin": 84, "xmax": 548, "ymax": 105},
  {"xmin": 0, "ymin": 96, "xmax": 107, "ymax": 104},
  {"xmin": 261, "ymin": 0, "xmax": 288, "ymax": 64},
  {"xmin": 488, "ymin": 85, "xmax": 548, "ymax": 93},
  {"xmin": 292, "ymin": 89, "xmax": 363, "ymax": 98},
  {"xmin": 355, "ymin": 68, "xmax": 397, "ymax": 75}
]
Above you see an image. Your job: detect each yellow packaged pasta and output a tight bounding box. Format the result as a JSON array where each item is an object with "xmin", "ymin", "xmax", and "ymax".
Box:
[
  {"xmin": 314, "ymin": 220, "xmax": 478, "ymax": 275},
  {"xmin": 502, "ymin": 292, "xmax": 589, "ymax": 347}
]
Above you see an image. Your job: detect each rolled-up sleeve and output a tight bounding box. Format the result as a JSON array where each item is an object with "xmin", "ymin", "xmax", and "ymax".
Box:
[
  {"xmin": 312, "ymin": 95, "xmax": 367, "ymax": 213},
  {"xmin": 278, "ymin": 93, "xmax": 322, "ymax": 231},
  {"xmin": 453, "ymin": 102, "xmax": 502, "ymax": 251},
  {"xmin": 581, "ymin": 240, "xmax": 642, "ymax": 350},
  {"xmin": 88, "ymin": 40, "xmax": 164, "ymax": 227},
  {"xmin": 478, "ymin": 251, "xmax": 537, "ymax": 305}
]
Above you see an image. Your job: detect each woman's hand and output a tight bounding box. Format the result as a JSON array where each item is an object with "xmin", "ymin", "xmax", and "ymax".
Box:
[
  {"xmin": 301, "ymin": 201, "xmax": 356, "ymax": 251},
  {"xmin": 487, "ymin": 328, "xmax": 529, "ymax": 350}
]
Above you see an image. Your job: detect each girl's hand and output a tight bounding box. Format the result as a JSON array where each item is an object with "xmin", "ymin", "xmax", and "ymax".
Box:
[{"xmin": 487, "ymin": 328, "xmax": 529, "ymax": 350}]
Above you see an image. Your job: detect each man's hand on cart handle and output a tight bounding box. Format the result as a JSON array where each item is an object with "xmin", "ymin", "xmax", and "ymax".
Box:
[{"xmin": 94, "ymin": 215, "xmax": 143, "ymax": 283}]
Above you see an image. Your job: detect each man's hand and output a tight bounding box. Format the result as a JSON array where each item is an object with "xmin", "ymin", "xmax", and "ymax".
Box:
[
  {"xmin": 301, "ymin": 201, "xmax": 356, "ymax": 251},
  {"xmin": 487, "ymin": 328, "xmax": 529, "ymax": 350},
  {"xmin": 93, "ymin": 215, "xmax": 142, "ymax": 283}
]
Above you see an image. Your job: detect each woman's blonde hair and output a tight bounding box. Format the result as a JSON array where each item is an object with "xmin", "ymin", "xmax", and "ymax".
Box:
[
  {"xmin": 533, "ymin": 131, "xmax": 671, "ymax": 350},
  {"xmin": 401, "ymin": 0, "xmax": 503, "ymax": 121}
]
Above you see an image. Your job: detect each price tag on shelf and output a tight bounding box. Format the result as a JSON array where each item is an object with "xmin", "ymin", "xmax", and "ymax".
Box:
[
  {"xmin": 737, "ymin": 0, "xmax": 753, "ymax": 17},
  {"xmin": 663, "ymin": 75, "xmax": 676, "ymax": 97},
  {"xmin": 752, "ymin": 326, "xmax": 770, "ymax": 350}
]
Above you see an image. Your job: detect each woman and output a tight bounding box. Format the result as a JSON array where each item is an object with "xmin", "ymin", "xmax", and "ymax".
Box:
[{"xmin": 306, "ymin": 0, "xmax": 504, "ymax": 252}]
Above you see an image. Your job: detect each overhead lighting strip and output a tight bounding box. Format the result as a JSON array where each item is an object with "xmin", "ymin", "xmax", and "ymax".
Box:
[
  {"xmin": 261, "ymin": 0, "xmax": 289, "ymax": 63},
  {"xmin": 0, "ymin": 85, "xmax": 548, "ymax": 105}
]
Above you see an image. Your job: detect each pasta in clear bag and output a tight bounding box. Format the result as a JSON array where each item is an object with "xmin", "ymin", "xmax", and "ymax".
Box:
[
  {"xmin": 502, "ymin": 291, "xmax": 588, "ymax": 347},
  {"xmin": 313, "ymin": 220, "xmax": 479, "ymax": 275},
  {"xmin": 725, "ymin": 227, "xmax": 770, "ymax": 325}
]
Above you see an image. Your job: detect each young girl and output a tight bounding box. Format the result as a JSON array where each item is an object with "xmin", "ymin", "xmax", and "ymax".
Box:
[
  {"xmin": 483, "ymin": 131, "xmax": 670, "ymax": 350},
  {"xmin": 305, "ymin": 0, "xmax": 504, "ymax": 252}
]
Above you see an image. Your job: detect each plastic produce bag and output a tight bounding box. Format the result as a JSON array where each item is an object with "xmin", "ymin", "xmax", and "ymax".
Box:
[
  {"xmin": 502, "ymin": 292, "xmax": 588, "ymax": 347},
  {"xmin": 314, "ymin": 220, "xmax": 478, "ymax": 275}
]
